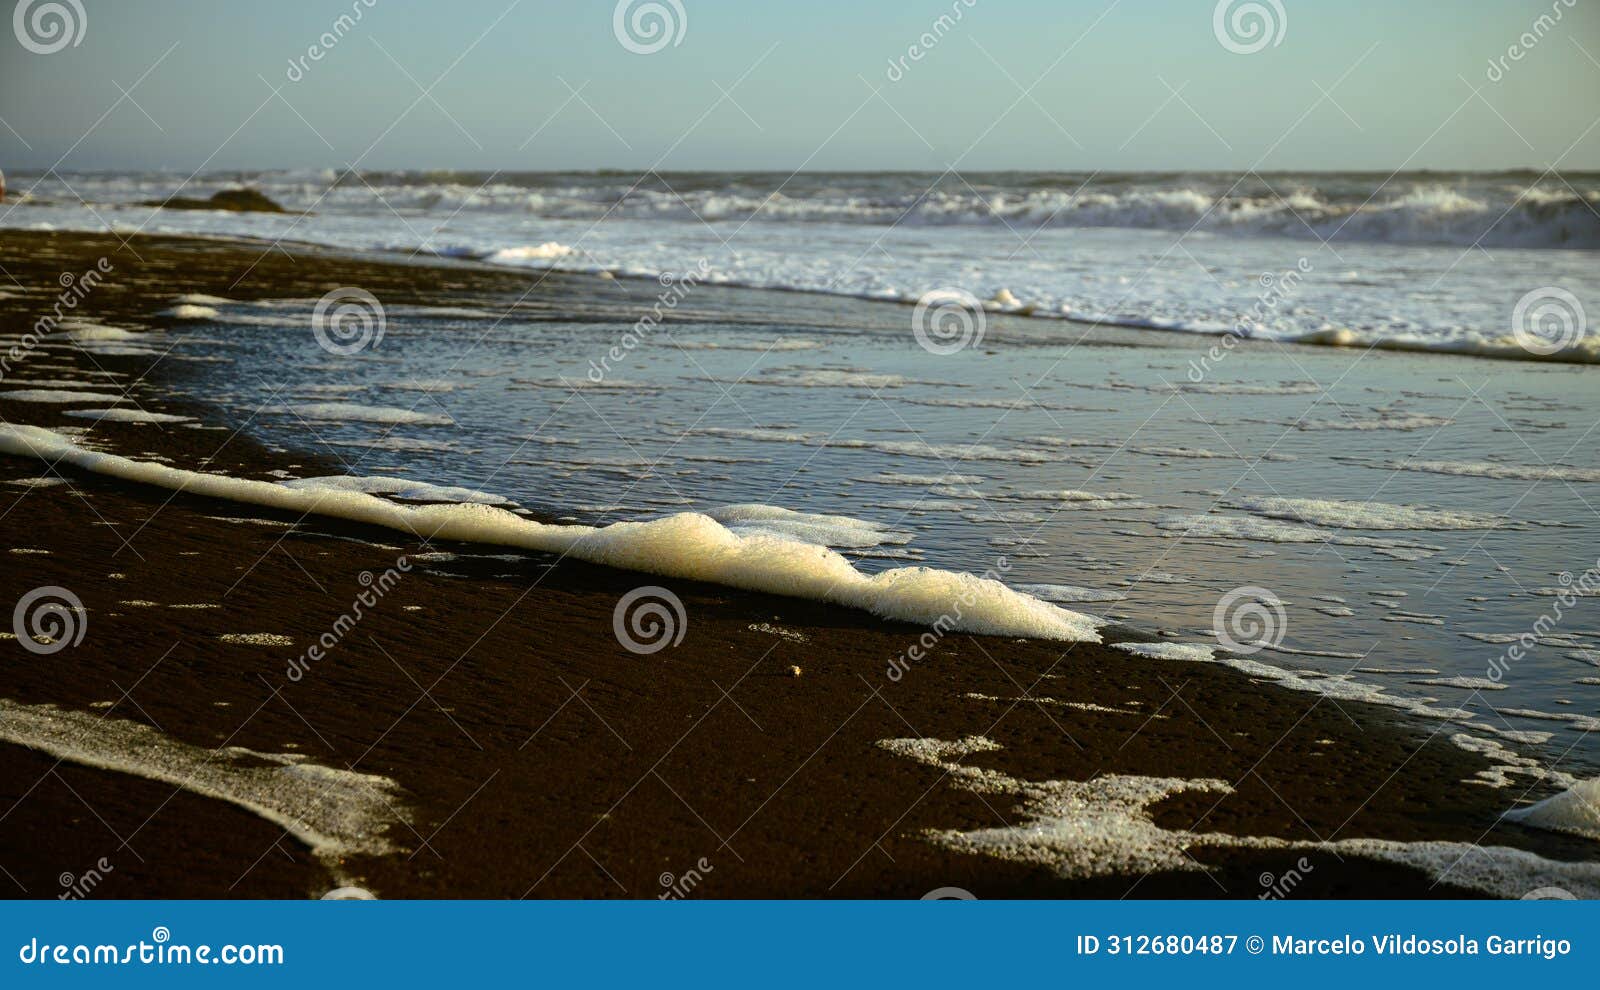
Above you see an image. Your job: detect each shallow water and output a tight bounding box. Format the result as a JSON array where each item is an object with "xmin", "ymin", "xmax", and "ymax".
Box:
[{"xmin": 127, "ymin": 288, "xmax": 1600, "ymax": 773}]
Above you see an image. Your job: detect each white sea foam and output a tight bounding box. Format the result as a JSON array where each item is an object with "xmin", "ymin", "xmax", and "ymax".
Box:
[
  {"xmin": 1385, "ymin": 460, "xmax": 1600, "ymax": 484},
  {"xmin": 1494, "ymin": 708, "xmax": 1600, "ymax": 732},
  {"xmin": 742, "ymin": 368, "xmax": 940, "ymax": 389},
  {"xmin": 856, "ymin": 472, "xmax": 989, "ymax": 486},
  {"xmin": 218, "ymin": 633, "xmax": 295, "ymax": 646},
  {"xmin": 1505, "ymin": 780, "xmax": 1600, "ymax": 841},
  {"xmin": 0, "ymin": 699, "xmax": 409, "ymax": 862},
  {"xmin": 879, "ymin": 735, "xmax": 1600, "ymax": 896},
  {"xmin": 1297, "ymin": 413, "xmax": 1454, "ymax": 432},
  {"xmin": 2, "ymin": 389, "xmax": 125, "ymax": 403},
  {"xmin": 485, "ymin": 242, "xmax": 574, "ymax": 263},
  {"xmin": 62, "ymin": 408, "xmax": 194, "ymax": 424},
  {"xmin": 1111, "ymin": 642, "xmax": 1478, "ymax": 722},
  {"xmin": 1295, "ymin": 327, "xmax": 1600, "ymax": 365},
  {"xmin": 269, "ymin": 402, "xmax": 454, "ymax": 426},
  {"xmin": 694, "ymin": 426, "xmax": 815, "ymax": 444},
  {"xmin": 1113, "ymin": 642, "xmax": 1218, "ymax": 663},
  {"xmin": 1413, "ymin": 676, "xmax": 1505, "ymax": 691},
  {"xmin": 164, "ymin": 304, "xmax": 220, "ymax": 319},
  {"xmin": 1037, "ymin": 437, "xmax": 1296, "ymax": 462},
  {"xmin": 0, "ymin": 425, "xmax": 1102, "ymax": 642},
  {"xmin": 1014, "ymin": 583, "xmax": 1126, "ymax": 604},
  {"xmin": 1155, "ymin": 514, "xmax": 1441, "ymax": 557},
  {"xmin": 280, "ymin": 475, "xmax": 512, "ymax": 506},
  {"xmin": 64, "ymin": 323, "xmax": 146, "ymax": 341},
  {"xmin": 1230, "ymin": 495, "xmax": 1514, "ymax": 531},
  {"xmin": 702, "ymin": 504, "xmax": 912, "ymax": 549},
  {"xmin": 1006, "ymin": 489, "xmax": 1142, "ymax": 503}
]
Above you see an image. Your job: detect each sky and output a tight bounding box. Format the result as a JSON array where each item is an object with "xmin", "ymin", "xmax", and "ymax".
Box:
[{"xmin": 1, "ymin": 0, "xmax": 1598, "ymax": 173}]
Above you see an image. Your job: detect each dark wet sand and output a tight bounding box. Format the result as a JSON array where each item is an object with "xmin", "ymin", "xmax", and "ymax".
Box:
[{"xmin": 0, "ymin": 230, "xmax": 1587, "ymax": 899}]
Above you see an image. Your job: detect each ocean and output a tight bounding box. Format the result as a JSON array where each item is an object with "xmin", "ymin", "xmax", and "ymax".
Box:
[
  {"xmin": 4, "ymin": 168, "xmax": 1597, "ymax": 360},
  {"xmin": 4, "ymin": 169, "xmax": 1599, "ymax": 774}
]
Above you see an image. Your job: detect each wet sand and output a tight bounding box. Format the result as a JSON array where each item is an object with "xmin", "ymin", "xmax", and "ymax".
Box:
[{"xmin": 0, "ymin": 231, "xmax": 1590, "ymax": 898}]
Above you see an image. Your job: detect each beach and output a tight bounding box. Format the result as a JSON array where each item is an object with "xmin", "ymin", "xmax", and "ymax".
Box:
[{"xmin": 1, "ymin": 230, "xmax": 1597, "ymax": 899}]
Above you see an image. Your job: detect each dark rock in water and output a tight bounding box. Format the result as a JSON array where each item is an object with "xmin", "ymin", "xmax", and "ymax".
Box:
[{"xmin": 146, "ymin": 188, "xmax": 286, "ymax": 213}]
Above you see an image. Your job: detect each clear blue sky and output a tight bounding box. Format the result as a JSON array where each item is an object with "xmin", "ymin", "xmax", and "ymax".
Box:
[{"xmin": 2, "ymin": 0, "xmax": 1597, "ymax": 172}]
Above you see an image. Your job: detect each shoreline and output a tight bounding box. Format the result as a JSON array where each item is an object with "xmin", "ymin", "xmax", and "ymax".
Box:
[{"xmin": 0, "ymin": 229, "xmax": 1595, "ymax": 899}]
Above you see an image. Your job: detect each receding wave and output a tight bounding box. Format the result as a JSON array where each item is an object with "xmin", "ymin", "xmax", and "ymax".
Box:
[{"xmin": 0, "ymin": 426, "xmax": 1103, "ymax": 643}]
